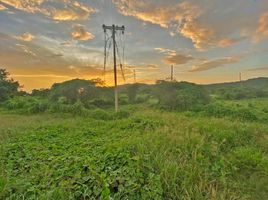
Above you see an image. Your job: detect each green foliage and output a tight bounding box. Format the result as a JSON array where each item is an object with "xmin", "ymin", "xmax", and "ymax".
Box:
[
  {"xmin": 31, "ymin": 88, "xmax": 50, "ymax": 97},
  {"xmin": 199, "ymin": 100, "xmax": 268, "ymax": 122},
  {"xmin": 0, "ymin": 103, "xmax": 268, "ymax": 199},
  {"xmin": 0, "ymin": 69, "xmax": 20, "ymax": 102},
  {"xmin": 154, "ymin": 81, "xmax": 210, "ymax": 110},
  {"xmin": 4, "ymin": 96, "xmax": 48, "ymax": 114},
  {"xmin": 50, "ymin": 79, "xmax": 103, "ymax": 104},
  {"xmin": 126, "ymin": 84, "xmax": 139, "ymax": 103},
  {"xmin": 212, "ymin": 86, "xmax": 268, "ymax": 100}
]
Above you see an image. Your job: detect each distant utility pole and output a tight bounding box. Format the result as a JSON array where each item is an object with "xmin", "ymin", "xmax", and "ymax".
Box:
[
  {"xmin": 133, "ymin": 69, "xmax": 136, "ymax": 83},
  {"xmin": 103, "ymin": 24, "xmax": 125, "ymax": 112},
  {"xmin": 171, "ymin": 65, "xmax": 174, "ymax": 81},
  {"xmin": 239, "ymin": 72, "xmax": 242, "ymax": 87}
]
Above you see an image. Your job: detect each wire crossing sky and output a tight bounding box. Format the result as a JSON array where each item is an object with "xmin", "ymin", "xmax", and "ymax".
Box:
[{"xmin": 0, "ymin": 0, "xmax": 268, "ymax": 91}]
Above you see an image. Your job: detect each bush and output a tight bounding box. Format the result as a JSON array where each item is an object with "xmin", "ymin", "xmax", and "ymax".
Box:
[
  {"xmin": 4, "ymin": 96, "xmax": 48, "ymax": 113},
  {"xmin": 214, "ymin": 87, "xmax": 268, "ymax": 100},
  {"xmin": 154, "ymin": 81, "xmax": 210, "ymax": 111},
  {"xmin": 90, "ymin": 109, "xmax": 112, "ymax": 120},
  {"xmin": 85, "ymin": 99, "xmax": 113, "ymax": 109},
  {"xmin": 201, "ymin": 102, "xmax": 258, "ymax": 121}
]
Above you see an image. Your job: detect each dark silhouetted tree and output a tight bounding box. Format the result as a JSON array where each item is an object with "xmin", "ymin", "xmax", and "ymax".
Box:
[{"xmin": 0, "ymin": 68, "xmax": 20, "ymax": 101}]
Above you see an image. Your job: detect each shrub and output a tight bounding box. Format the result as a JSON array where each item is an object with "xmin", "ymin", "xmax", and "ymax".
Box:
[
  {"xmin": 4, "ymin": 96, "xmax": 48, "ymax": 113},
  {"xmin": 202, "ymin": 102, "xmax": 258, "ymax": 121},
  {"xmin": 154, "ymin": 81, "xmax": 210, "ymax": 111},
  {"xmin": 90, "ymin": 109, "xmax": 112, "ymax": 120}
]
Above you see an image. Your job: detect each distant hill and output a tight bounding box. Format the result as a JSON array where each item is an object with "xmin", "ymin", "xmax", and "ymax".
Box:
[{"xmin": 204, "ymin": 77, "xmax": 268, "ymax": 91}]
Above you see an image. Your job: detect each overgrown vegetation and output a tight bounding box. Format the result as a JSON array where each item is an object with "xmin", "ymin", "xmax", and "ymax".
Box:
[{"xmin": 1, "ymin": 69, "xmax": 268, "ymax": 199}]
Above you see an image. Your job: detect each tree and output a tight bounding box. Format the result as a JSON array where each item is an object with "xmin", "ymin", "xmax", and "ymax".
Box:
[
  {"xmin": 49, "ymin": 79, "xmax": 103, "ymax": 104},
  {"xmin": 0, "ymin": 69, "xmax": 20, "ymax": 101},
  {"xmin": 154, "ymin": 81, "xmax": 210, "ymax": 111}
]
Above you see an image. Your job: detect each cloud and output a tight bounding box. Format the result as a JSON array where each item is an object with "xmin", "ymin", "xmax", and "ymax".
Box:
[
  {"xmin": 164, "ymin": 54, "xmax": 193, "ymax": 65},
  {"xmin": 16, "ymin": 32, "xmax": 34, "ymax": 41},
  {"xmin": 155, "ymin": 47, "xmax": 193, "ymax": 65},
  {"xmin": 113, "ymin": 0, "xmax": 247, "ymax": 50},
  {"xmin": 189, "ymin": 57, "xmax": 240, "ymax": 72},
  {"xmin": 51, "ymin": 1, "xmax": 96, "ymax": 21},
  {"xmin": 113, "ymin": 0, "xmax": 200, "ymax": 28},
  {"xmin": 246, "ymin": 66, "xmax": 268, "ymax": 71},
  {"xmin": 126, "ymin": 64, "xmax": 158, "ymax": 71},
  {"xmin": 154, "ymin": 47, "xmax": 176, "ymax": 55},
  {"xmin": 113, "ymin": 0, "xmax": 217, "ymax": 50},
  {"xmin": 15, "ymin": 43, "xmax": 36, "ymax": 56},
  {"xmin": 179, "ymin": 20, "xmax": 215, "ymax": 50},
  {"xmin": 0, "ymin": 0, "xmax": 47, "ymax": 14},
  {"xmin": 217, "ymin": 38, "xmax": 241, "ymax": 47},
  {"xmin": 0, "ymin": 3, "xmax": 7, "ymax": 10},
  {"xmin": 256, "ymin": 12, "xmax": 268, "ymax": 40},
  {"xmin": 71, "ymin": 25, "xmax": 94, "ymax": 41},
  {"xmin": 0, "ymin": 0, "xmax": 96, "ymax": 21}
]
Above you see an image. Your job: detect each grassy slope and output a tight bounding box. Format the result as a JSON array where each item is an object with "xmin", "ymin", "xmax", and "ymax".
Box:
[{"xmin": 0, "ymin": 102, "xmax": 268, "ymax": 199}]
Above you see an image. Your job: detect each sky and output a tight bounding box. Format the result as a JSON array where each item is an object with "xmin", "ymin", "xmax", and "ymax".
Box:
[{"xmin": 0, "ymin": 0, "xmax": 268, "ymax": 91}]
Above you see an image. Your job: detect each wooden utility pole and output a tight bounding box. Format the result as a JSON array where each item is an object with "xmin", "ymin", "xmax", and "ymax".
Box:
[
  {"xmin": 171, "ymin": 65, "xmax": 174, "ymax": 81},
  {"xmin": 103, "ymin": 24, "xmax": 125, "ymax": 112},
  {"xmin": 133, "ymin": 69, "xmax": 136, "ymax": 83},
  {"xmin": 239, "ymin": 72, "xmax": 242, "ymax": 87}
]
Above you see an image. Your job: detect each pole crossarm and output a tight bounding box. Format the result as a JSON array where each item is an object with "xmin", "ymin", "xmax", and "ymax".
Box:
[{"xmin": 103, "ymin": 25, "xmax": 125, "ymax": 32}]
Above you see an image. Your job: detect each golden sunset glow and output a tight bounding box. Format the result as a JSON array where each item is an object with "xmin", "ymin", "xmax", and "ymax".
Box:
[{"xmin": 0, "ymin": 0, "xmax": 268, "ymax": 91}]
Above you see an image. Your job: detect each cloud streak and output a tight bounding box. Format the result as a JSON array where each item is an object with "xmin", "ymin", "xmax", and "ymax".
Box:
[
  {"xmin": 246, "ymin": 66, "xmax": 268, "ymax": 71},
  {"xmin": 256, "ymin": 12, "xmax": 268, "ymax": 40},
  {"xmin": 190, "ymin": 57, "xmax": 240, "ymax": 72},
  {"xmin": 0, "ymin": 0, "xmax": 96, "ymax": 21},
  {"xmin": 0, "ymin": 3, "xmax": 7, "ymax": 10},
  {"xmin": 155, "ymin": 47, "xmax": 193, "ymax": 65}
]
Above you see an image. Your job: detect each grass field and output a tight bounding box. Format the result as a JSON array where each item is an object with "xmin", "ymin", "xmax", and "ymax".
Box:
[{"xmin": 1, "ymin": 100, "xmax": 268, "ymax": 199}]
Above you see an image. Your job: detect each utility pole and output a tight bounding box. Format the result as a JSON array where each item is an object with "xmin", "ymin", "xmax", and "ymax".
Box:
[
  {"xmin": 171, "ymin": 65, "xmax": 174, "ymax": 81},
  {"xmin": 133, "ymin": 69, "xmax": 136, "ymax": 83},
  {"xmin": 103, "ymin": 24, "xmax": 125, "ymax": 112},
  {"xmin": 239, "ymin": 72, "xmax": 242, "ymax": 87}
]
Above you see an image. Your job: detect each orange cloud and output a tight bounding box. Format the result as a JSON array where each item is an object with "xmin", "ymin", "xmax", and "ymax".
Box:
[
  {"xmin": 155, "ymin": 47, "xmax": 193, "ymax": 65},
  {"xmin": 0, "ymin": 0, "xmax": 47, "ymax": 14},
  {"xmin": 257, "ymin": 12, "xmax": 268, "ymax": 39},
  {"xmin": 217, "ymin": 38, "xmax": 240, "ymax": 48},
  {"xmin": 16, "ymin": 32, "xmax": 34, "ymax": 41},
  {"xmin": 0, "ymin": 3, "xmax": 7, "ymax": 10},
  {"xmin": 164, "ymin": 54, "xmax": 193, "ymax": 65},
  {"xmin": 0, "ymin": 0, "xmax": 96, "ymax": 21},
  {"xmin": 113, "ymin": 1, "xmax": 200, "ymax": 28},
  {"xmin": 179, "ymin": 20, "xmax": 215, "ymax": 50},
  {"xmin": 114, "ymin": 0, "xmax": 244, "ymax": 50},
  {"xmin": 190, "ymin": 57, "xmax": 240, "ymax": 72},
  {"xmin": 71, "ymin": 25, "xmax": 94, "ymax": 41},
  {"xmin": 51, "ymin": 1, "xmax": 96, "ymax": 21},
  {"xmin": 113, "ymin": 0, "xmax": 218, "ymax": 50},
  {"xmin": 125, "ymin": 64, "xmax": 158, "ymax": 71}
]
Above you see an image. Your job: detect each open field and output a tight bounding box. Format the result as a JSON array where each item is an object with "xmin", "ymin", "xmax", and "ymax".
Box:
[{"xmin": 1, "ymin": 99, "xmax": 268, "ymax": 200}]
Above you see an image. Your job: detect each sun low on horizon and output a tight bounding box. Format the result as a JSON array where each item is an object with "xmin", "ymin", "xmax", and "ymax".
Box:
[{"xmin": 0, "ymin": 0, "xmax": 268, "ymax": 92}]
